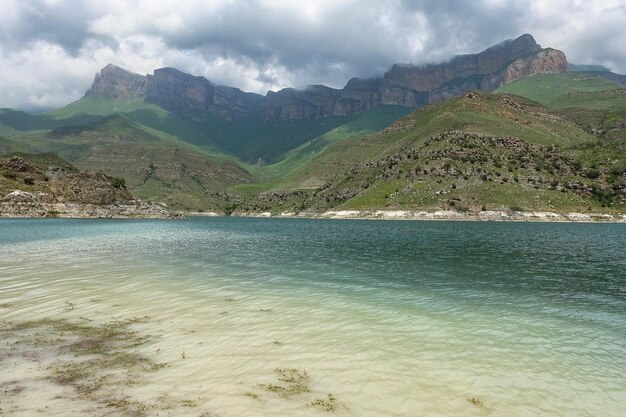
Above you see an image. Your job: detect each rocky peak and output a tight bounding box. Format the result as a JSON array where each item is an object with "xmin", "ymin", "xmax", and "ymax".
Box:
[
  {"xmin": 509, "ymin": 33, "xmax": 542, "ymax": 55},
  {"xmin": 86, "ymin": 64, "xmax": 147, "ymax": 99},
  {"xmin": 144, "ymin": 67, "xmax": 264, "ymax": 120},
  {"xmin": 380, "ymin": 34, "xmax": 543, "ymax": 93},
  {"xmin": 497, "ymin": 48, "xmax": 568, "ymax": 87},
  {"xmin": 145, "ymin": 67, "xmax": 216, "ymax": 115}
]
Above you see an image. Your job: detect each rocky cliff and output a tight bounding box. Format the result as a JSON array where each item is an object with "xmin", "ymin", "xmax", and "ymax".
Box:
[
  {"xmin": 86, "ymin": 34, "xmax": 568, "ymax": 121},
  {"xmin": 87, "ymin": 66, "xmax": 264, "ymax": 120}
]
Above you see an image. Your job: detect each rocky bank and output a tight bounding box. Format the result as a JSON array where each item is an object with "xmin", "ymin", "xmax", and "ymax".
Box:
[{"xmin": 0, "ymin": 154, "xmax": 177, "ymax": 218}]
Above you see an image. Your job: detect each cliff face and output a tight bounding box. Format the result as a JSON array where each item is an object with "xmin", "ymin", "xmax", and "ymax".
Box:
[
  {"xmin": 497, "ymin": 49, "xmax": 568, "ymax": 86},
  {"xmin": 86, "ymin": 34, "xmax": 568, "ymax": 121},
  {"xmin": 376, "ymin": 35, "xmax": 567, "ymax": 106},
  {"xmin": 86, "ymin": 64, "xmax": 147, "ymax": 99},
  {"xmin": 87, "ymin": 66, "xmax": 264, "ymax": 120}
]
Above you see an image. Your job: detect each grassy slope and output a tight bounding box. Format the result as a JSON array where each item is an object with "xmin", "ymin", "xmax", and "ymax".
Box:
[
  {"xmin": 4, "ymin": 97, "xmax": 411, "ymax": 165},
  {"xmin": 241, "ymin": 105, "xmax": 413, "ymax": 184},
  {"xmin": 276, "ymin": 93, "xmax": 593, "ymax": 189},
  {"xmin": 496, "ymin": 73, "xmax": 625, "ymax": 200},
  {"xmin": 0, "ymin": 136, "xmax": 24, "ymax": 154},
  {"xmin": 2, "ymin": 95, "xmax": 414, "ymax": 210},
  {"xmin": 8, "ymin": 115, "xmax": 255, "ymax": 211},
  {"xmin": 235, "ymin": 92, "xmax": 624, "ymax": 214},
  {"xmin": 495, "ymin": 72, "xmax": 619, "ymax": 106}
]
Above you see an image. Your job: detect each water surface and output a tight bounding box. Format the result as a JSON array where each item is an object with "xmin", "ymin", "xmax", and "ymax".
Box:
[{"xmin": 1, "ymin": 217, "xmax": 625, "ymax": 416}]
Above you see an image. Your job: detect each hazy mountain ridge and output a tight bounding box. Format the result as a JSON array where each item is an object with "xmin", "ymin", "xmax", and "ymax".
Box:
[{"xmin": 86, "ymin": 34, "xmax": 567, "ymax": 121}]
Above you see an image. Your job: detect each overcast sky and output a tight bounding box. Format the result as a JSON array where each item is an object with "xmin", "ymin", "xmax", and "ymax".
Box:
[{"xmin": 1, "ymin": 0, "xmax": 625, "ymax": 112}]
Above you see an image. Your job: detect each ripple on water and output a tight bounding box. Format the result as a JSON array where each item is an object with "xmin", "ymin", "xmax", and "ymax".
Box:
[{"xmin": 1, "ymin": 218, "xmax": 625, "ymax": 417}]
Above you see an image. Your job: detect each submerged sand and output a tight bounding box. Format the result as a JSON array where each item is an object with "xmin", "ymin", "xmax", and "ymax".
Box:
[{"xmin": 2, "ymin": 218, "xmax": 624, "ymax": 417}]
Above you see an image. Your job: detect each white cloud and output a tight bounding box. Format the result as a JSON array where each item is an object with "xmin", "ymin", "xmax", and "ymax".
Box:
[{"xmin": 0, "ymin": 0, "xmax": 624, "ymax": 111}]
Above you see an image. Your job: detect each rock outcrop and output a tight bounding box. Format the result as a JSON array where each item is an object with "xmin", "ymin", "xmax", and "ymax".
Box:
[
  {"xmin": 86, "ymin": 34, "xmax": 568, "ymax": 121},
  {"xmin": 86, "ymin": 64, "xmax": 147, "ymax": 99},
  {"xmin": 0, "ymin": 155, "xmax": 177, "ymax": 218},
  {"xmin": 87, "ymin": 66, "xmax": 264, "ymax": 121}
]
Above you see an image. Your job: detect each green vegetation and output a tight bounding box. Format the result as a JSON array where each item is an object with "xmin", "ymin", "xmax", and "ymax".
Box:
[
  {"xmin": 3, "ymin": 115, "xmax": 254, "ymax": 211},
  {"xmin": 112, "ymin": 177, "xmax": 126, "ymax": 188},
  {"xmin": 495, "ymin": 72, "xmax": 620, "ymax": 106},
  {"xmin": 246, "ymin": 367, "xmax": 347, "ymax": 412},
  {"xmin": 467, "ymin": 397, "xmax": 485, "ymax": 407},
  {"xmin": 235, "ymin": 91, "xmax": 624, "ymax": 214},
  {"xmin": 258, "ymin": 368, "xmax": 311, "ymax": 397},
  {"xmin": 1, "ymin": 72, "xmax": 624, "ymax": 215},
  {"xmin": 0, "ymin": 314, "xmax": 218, "ymax": 416}
]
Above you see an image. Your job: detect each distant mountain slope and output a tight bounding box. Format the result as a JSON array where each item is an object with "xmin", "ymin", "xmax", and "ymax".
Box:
[
  {"xmin": 495, "ymin": 72, "xmax": 621, "ymax": 105},
  {"xmin": 569, "ymin": 64, "xmax": 626, "ymax": 84},
  {"xmin": 0, "ymin": 136, "xmax": 23, "ymax": 154},
  {"xmin": 1, "ymin": 96, "xmax": 411, "ymax": 164},
  {"xmin": 8, "ymin": 115, "xmax": 255, "ymax": 211},
  {"xmin": 233, "ymin": 92, "xmax": 624, "ymax": 214},
  {"xmin": 85, "ymin": 34, "xmax": 566, "ymax": 122}
]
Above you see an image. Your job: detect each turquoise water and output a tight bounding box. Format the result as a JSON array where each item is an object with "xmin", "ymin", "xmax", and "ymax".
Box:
[{"xmin": 1, "ymin": 217, "xmax": 625, "ymax": 416}]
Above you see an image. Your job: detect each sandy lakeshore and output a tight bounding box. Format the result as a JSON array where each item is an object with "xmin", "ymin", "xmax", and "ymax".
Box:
[{"xmin": 229, "ymin": 209, "xmax": 626, "ymax": 223}]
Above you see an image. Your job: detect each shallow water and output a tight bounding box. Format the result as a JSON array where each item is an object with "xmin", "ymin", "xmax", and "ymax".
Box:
[{"xmin": 1, "ymin": 217, "xmax": 625, "ymax": 416}]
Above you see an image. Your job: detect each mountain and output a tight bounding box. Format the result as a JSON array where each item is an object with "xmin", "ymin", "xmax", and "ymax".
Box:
[
  {"xmin": 86, "ymin": 34, "xmax": 566, "ymax": 122},
  {"xmin": 232, "ymin": 91, "xmax": 624, "ymax": 215},
  {"xmin": 569, "ymin": 63, "xmax": 626, "ymax": 84},
  {"xmin": 1, "ymin": 34, "xmax": 624, "ymax": 216},
  {"xmin": 8, "ymin": 115, "xmax": 255, "ymax": 211}
]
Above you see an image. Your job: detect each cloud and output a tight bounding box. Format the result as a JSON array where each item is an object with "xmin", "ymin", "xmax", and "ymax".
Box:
[{"xmin": 0, "ymin": 0, "xmax": 624, "ymax": 111}]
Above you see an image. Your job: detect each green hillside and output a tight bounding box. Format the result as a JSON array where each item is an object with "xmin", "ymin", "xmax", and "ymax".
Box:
[
  {"xmin": 233, "ymin": 92, "xmax": 624, "ymax": 215},
  {"xmin": 2, "ymin": 97, "xmax": 413, "ymax": 165},
  {"xmin": 274, "ymin": 91, "xmax": 595, "ymax": 189},
  {"xmin": 495, "ymin": 72, "xmax": 620, "ymax": 106},
  {"xmin": 7, "ymin": 115, "xmax": 255, "ymax": 211},
  {"xmin": 1, "ymin": 91, "xmax": 414, "ymax": 212},
  {"xmin": 0, "ymin": 136, "xmax": 24, "ymax": 154},
  {"xmin": 496, "ymin": 73, "xmax": 625, "ymax": 183},
  {"xmin": 2, "ymin": 72, "xmax": 625, "ymax": 216}
]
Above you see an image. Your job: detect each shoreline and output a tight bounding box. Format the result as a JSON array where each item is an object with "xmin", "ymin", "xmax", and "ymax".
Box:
[
  {"xmin": 0, "ymin": 201, "xmax": 179, "ymax": 219},
  {"xmin": 229, "ymin": 209, "xmax": 626, "ymax": 223},
  {"xmin": 1, "ymin": 207, "xmax": 624, "ymax": 223}
]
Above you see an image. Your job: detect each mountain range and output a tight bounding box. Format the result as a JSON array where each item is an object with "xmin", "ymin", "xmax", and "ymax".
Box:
[
  {"xmin": 0, "ymin": 34, "xmax": 624, "ymax": 216},
  {"xmin": 87, "ymin": 34, "xmax": 567, "ymax": 121}
]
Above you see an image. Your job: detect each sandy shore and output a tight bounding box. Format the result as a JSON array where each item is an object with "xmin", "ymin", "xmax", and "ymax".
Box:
[
  {"xmin": 2, "ymin": 207, "xmax": 623, "ymax": 222},
  {"xmin": 0, "ymin": 199, "xmax": 179, "ymax": 219},
  {"xmin": 230, "ymin": 209, "xmax": 626, "ymax": 223}
]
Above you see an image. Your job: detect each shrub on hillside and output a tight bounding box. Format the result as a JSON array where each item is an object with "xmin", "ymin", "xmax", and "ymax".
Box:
[{"xmin": 112, "ymin": 177, "xmax": 126, "ymax": 188}]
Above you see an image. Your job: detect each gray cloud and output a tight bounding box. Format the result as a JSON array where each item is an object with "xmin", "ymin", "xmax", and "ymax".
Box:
[{"xmin": 0, "ymin": 0, "xmax": 624, "ymax": 112}]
